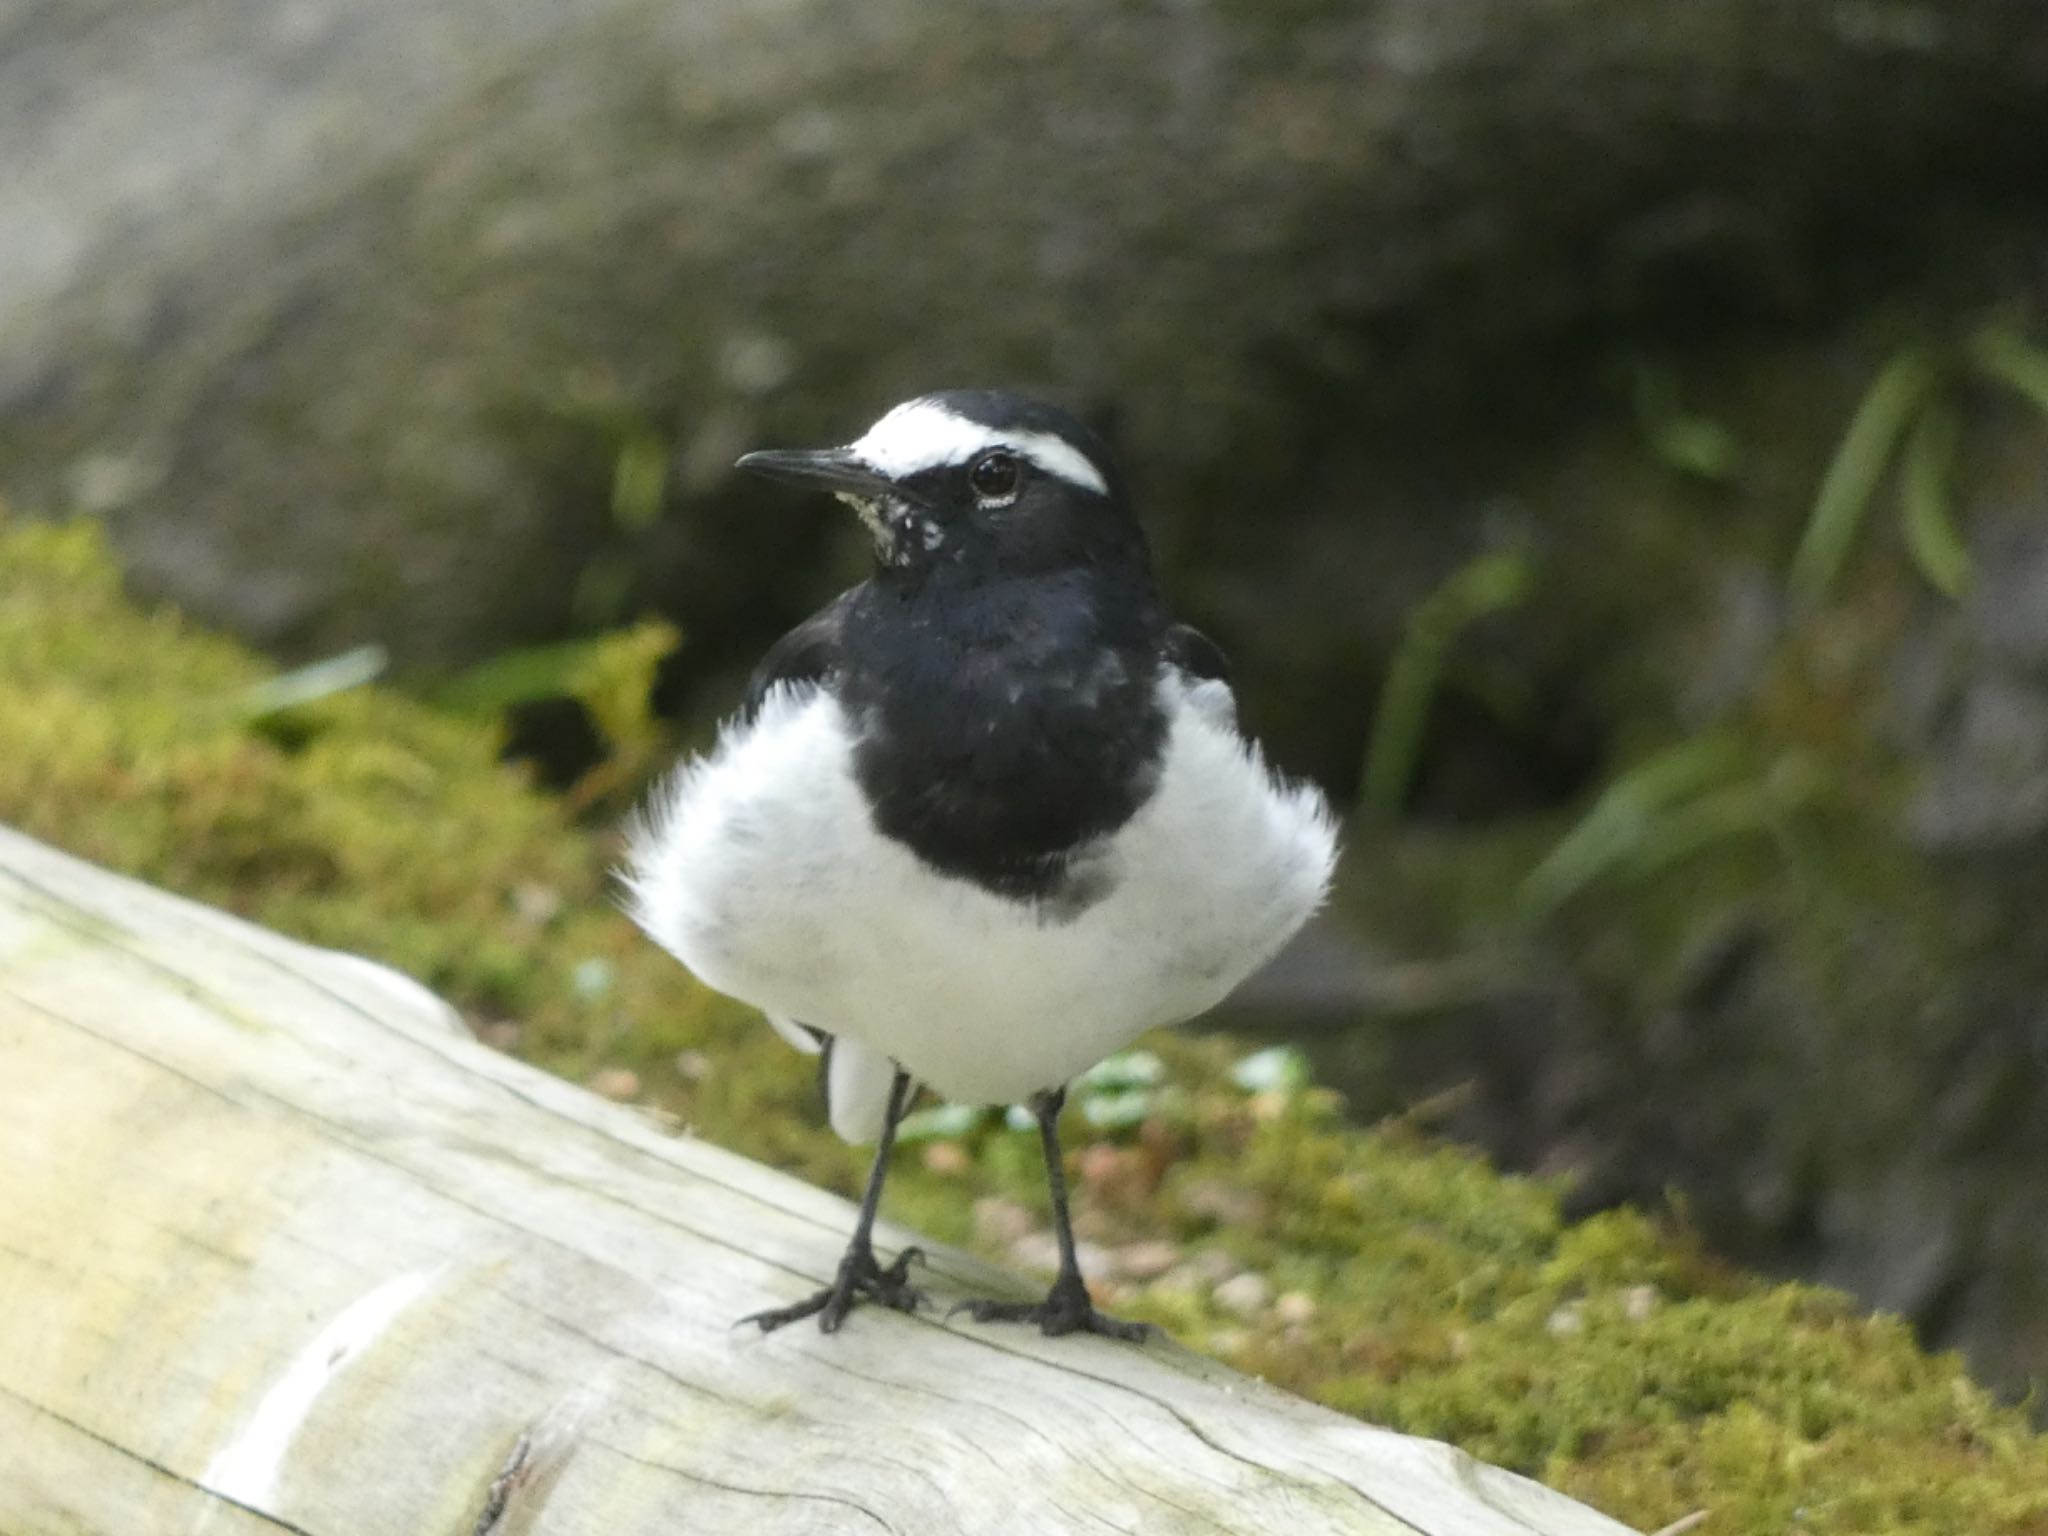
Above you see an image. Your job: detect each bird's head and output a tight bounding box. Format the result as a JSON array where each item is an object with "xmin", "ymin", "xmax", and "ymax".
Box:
[{"xmin": 736, "ymin": 390, "xmax": 1145, "ymax": 578}]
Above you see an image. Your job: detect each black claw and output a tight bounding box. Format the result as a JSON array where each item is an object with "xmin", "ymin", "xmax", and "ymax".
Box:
[
  {"xmin": 951, "ymin": 1088, "xmax": 1155, "ymax": 1344},
  {"xmin": 739, "ymin": 1244, "xmax": 927, "ymax": 1335},
  {"xmin": 739, "ymin": 1291, "xmax": 831, "ymax": 1334},
  {"xmin": 740, "ymin": 1068, "xmax": 924, "ymax": 1336},
  {"xmin": 952, "ymin": 1273, "xmax": 1152, "ymax": 1343}
]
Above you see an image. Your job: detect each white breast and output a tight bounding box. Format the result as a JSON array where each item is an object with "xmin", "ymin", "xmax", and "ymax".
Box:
[{"xmin": 623, "ymin": 676, "xmax": 1337, "ymax": 1107}]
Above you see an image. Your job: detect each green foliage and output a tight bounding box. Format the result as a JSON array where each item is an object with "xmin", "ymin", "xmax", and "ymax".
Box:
[
  {"xmin": 422, "ymin": 618, "xmax": 678, "ymax": 810},
  {"xmin": 1520, "ymin": 736, "xmax": 1818, "ymax": 916},
  {"xmin": 1229, "ymin": 1043, "xmax": 1313, "ymax": 1095},
  {"xmin": 7, "ymin": 511, "xmax": 2048, "ymax": 1535},
  {"xmin": 1630, "ymin": 361, "xmax": 1743, "ymax": 485},
  {"xmin": 1789, "ymin": 349, "xmax": 1938, "ymax": 604},
  {"xmin": 542, "ymin": 370, "xmax": 674, "ymax": 629},
  {"xmin": 242, "ymin": 644, "xmax": 390, "ymax": 722},
  {"xmin": 1968, "ymin": 326, "xmax": 2048, "ymax": 416},
  {"xmin": 898, "ymin": 1049, "xmax": 1177, "ymax": 1141},
  {"xmin": 1791, "ymin": 326, "xmax": 2048, "ymax": 605},
  {"xmin": 609, "ymin": 431, "xmax": 671, "ymax": 535},
  {"xmin": 1897, "ymin": 401, "xmax": 1968, "ymax": 600},
  {"xmin": 1362, "ymin": 549, "xmax": 1536, "ymax": 817}
]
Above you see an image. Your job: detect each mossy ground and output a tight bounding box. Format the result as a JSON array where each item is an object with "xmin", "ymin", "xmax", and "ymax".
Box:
[{"xmin": 4, "ymin": 512, "xmax": 2046, "ymax": 1536}]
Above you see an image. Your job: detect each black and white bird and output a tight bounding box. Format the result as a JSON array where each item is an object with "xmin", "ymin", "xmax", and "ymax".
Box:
[{"xmin": 625, "ymin": 389, "xmax": 1337, "ymax": 1340}]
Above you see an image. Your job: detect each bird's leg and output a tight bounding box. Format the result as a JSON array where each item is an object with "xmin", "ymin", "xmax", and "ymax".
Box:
[
  {"xmin": 740, "ymin": 1068, "xmax": 925, "ymax": 1333},
  {"xmin": 954, "ymin": 1085, "xmax": 1151, "ymax": 1342}
]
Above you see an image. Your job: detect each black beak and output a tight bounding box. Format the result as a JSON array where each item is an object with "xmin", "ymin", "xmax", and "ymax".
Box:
[{"xmin": 735, "ymin": 446, "xmax": 898, "ymax": 500}]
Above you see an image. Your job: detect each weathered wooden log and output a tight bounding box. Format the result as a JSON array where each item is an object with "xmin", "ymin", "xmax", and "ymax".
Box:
[{"xmin": 0, "ymin": 823, "xmax": 1639, "ymax": 1535}]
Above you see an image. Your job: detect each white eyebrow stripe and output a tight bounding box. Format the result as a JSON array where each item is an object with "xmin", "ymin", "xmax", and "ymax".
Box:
[{"xmin": 846, "ymin": 399, "xmax": 1110, "ymax": 496}]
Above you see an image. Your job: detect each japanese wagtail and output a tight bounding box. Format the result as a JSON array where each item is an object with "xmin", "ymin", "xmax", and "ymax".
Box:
[{"xmin": 626, "ymin": 390, "xmax": 1337, "ymax": 1339}]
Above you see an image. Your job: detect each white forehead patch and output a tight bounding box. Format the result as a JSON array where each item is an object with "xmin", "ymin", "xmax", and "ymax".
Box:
[{"xmin": 846, "ymin": 398, "xmax": 1110, "ymax": 496}]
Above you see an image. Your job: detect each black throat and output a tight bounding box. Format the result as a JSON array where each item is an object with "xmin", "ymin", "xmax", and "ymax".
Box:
[{"xmin": 836, "ymin": 561, "xmax": 1170, "ymax": 907}]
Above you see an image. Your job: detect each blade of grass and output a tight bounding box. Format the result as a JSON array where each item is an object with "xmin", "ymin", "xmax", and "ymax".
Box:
[
  {"xmin": 610, "ymin": 431, "xmax": 670, "ymax": 533},
  {"xmin": 1361, "ymin": 549, "xmax": 1534, "ymax": 817},
  {"xmin": 241, "ymin": 644, "xmax": 389, "ymax": 721},
  {"xmin": 1613, "ymin": 783, "xmax": 1779, "ymax": 884},
  {"xmin": 1788, "ymin": 350, "xmax": 1936, "ymax": 605},
  {"xmin": 1631, "ymin": 363, "xmax": 1741, "ymax": 484},
  {"xmin": 1898, "ymin": 401, "xmax": 1969, "ymax": 599},
  {"xmin": 1967, "ymin": 327, "xmax": 2048, "ymax": 418},
  {"xmin": 1519, "ymin": 735, "xmax": 1748, "ymax": 915},
  {"xmin": 422, "ymin": 620, "xmax": 675, "ymax": 754}
]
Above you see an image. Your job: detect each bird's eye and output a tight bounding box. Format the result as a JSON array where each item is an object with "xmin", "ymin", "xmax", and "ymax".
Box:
[{"xmin": 967, "ymin": 450, "xmax": 1023, "ymax": 505}]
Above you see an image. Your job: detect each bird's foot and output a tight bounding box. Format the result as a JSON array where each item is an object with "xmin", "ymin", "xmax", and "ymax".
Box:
[
  {"xmin": 951, "ymin": 1270, "xmax": 1152, "ymax": 1342},
  {"xmin": 740, "ymin": 1244, "xmax": 926, "ymax": 1334}
]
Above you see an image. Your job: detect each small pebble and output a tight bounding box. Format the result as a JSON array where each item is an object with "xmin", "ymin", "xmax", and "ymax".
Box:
[
  {"xmin": 1009, "ymin": 1231, "xmax": 1062, "ymax": 1273},
  {"xmin": 1209, "ymin": 1326, "xmax": 1251, "ymax": 1357},
  {"xmin": 972, "ymin": 1198, "xmax": 1035, "ymax": 1247},
  {"xmin": 1247, "ymin": 1090, "xmax": 1290, "ymax": 1123},
  {"xmin": 1274, "ymin": 1290, "xmax": 1317, "ymax": 1326},
  {"xmin": 634, "ymin": 1104, "xmax": 684, "ymax": 1132},
  {"xmin": 1212, "ymin": 1272, "xmax": 1273, "ymax": 1319},
  {"xmin": 673, "ymin": 1050, "xmax": 713, "ymax": 1082},
  {"xmin": 922, "ymin": 1142, "xmax": 970, "ymax": 1176},
  {"xmin": 570, "ymin": 957, "xmax": 616, "ymax": 1001},
  {"xmin": 1546, "ymin": 1303, "xmax": 1585, "ymax": 1338},
  {"xmin": 1624, "ymin": 1285, "xmax": 1658, "ymax": 1322},
  {"xmin": 1111, "ymin": 1240, "xmax": 1181, "ymax": 1281},
  {"xmin": 587, "ymin": 1067, "xmax": 641, "ymax": 1102},
  {"xmin": 511, "ymin": 882, "xmax": 564, "ymax": 927},
  {"xmin": 1008, "ymin": 1232, "xmax": 1109, "ymax": 1278},
  {"xmin": 1076, "ymin": 1142, "xmax": 1132, "ymax": 1190}
]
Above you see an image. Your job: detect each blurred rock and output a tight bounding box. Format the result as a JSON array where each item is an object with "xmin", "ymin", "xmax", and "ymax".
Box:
[
  {"xmin": 1155, "ymin": 1249, "xmax": 1245, "ymax": 1302},
  {"xmin": 1110, "ymin": 1240, "xmax": 1182, "ymax": 1282},
  {"xmin": 5, "ymin": 0, "xmax": 2048, "ymax": 769},
  {"xmin": 1213, "ymin": 1272, "xmax": 1273, "ymax": 1320},
  {"xmin": 972, "ymin": 1197, "xmax": 1035, "ymax": 1249},
  {"xmin": 1275, "ymin": 1291, "xmax": 1318, "ymax": 1327},
  {"xmin": 1008, "ymin": 1231, "xmax": 1108, "ymax": 1280},
  {"xmin": 1904, "ymin": 509, "xmax": 2048, "ymax": 849},
  {"xmin": 586, "ymin": 1066, "xmax": 641, "ymax": 1101}
]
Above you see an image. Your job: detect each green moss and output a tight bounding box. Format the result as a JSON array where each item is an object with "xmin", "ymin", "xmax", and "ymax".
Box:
[
  {"xmin": 6, "ymin": 510, "xmax": 2048, "ymax": 1536},
  {"xmin": 0, "ymin": 513, "xmax": 818, "ymax": 1143}
]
